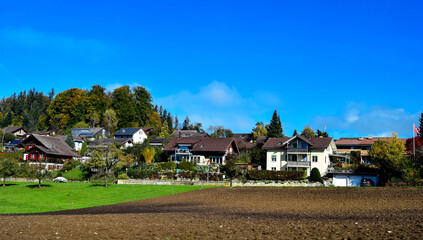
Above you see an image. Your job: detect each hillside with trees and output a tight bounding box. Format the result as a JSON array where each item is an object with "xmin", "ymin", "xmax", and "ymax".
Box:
[{"xmin": 0, "ymin": 85, "xmax": 175, "ymax": 137}]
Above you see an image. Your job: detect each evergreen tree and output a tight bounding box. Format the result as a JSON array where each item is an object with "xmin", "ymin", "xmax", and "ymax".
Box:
[
  {"xmin": 182, "ymin": 116, "xmax": 190, "ymax": 130},
  {"xmin": 159, "ymin": 120, "xmax": 171, "ymax": 138},
  {"xmin": 292, "ymin": 129, "xmax": 298, "ymax": 136},
  {"xmin": 111, "ymin": 86, "xmax": 136, "ymax": 129},
  {"xmin": 317, "ymin": 129, "xmax": 329, "ymax": 137},
  {"xmin": 267, "ymin": 110, "xmax": 283, "ymax": 138},
  {"xmin": 174, "ymin": 116, "xmax": 179, "ymax": 130},
  {"xmin": 65, "ymin": 134, "xmax": 75, "ymax": 149},
  {"xmin": 133, "ymin": 86, "xmax": 153, "ymax": 127}
]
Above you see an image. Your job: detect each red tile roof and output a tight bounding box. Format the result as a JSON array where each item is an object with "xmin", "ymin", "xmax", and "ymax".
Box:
[{"xmin": 335, "ymin": 137, "xmax": 407, "ymax": 146}]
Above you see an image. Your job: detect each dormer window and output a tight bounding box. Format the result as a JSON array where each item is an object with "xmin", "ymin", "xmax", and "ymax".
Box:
[{"xmin": 277, "ymin": 142, "xmax": 282, "ymax": 145}]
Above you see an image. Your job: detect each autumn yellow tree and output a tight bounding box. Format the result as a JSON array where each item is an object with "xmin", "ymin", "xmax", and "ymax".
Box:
[{"xmin": 142, "ymin": 147, "xmax": 156, "ymax": 164}]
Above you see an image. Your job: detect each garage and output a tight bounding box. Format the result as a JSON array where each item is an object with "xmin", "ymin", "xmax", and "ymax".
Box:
[{"xmin": 333, "ymin": 173, "xmax": 379, "ymax": 187}]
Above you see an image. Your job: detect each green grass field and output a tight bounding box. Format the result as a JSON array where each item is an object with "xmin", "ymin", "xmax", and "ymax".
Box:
[{"xmin": 0, "ymin": 181, "xmax": 213, "ymax": 214}]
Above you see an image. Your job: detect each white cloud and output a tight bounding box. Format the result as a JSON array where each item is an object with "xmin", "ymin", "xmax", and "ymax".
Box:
[
  {"xmin": 0, "ymin": 27, "xmax": 114, "ymax": 60},
  {"xmin": 155, "ymin": 81, "xmax": 282, "ymax": 132},
  {"xmin": 312, "ymin": 104, "xmax": 420, "ymax": 138}
]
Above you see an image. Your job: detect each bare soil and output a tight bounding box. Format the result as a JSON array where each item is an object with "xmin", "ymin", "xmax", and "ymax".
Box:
[{"xmin": 1, "ymin": 187, "xmax": 423, "ymax": 239}]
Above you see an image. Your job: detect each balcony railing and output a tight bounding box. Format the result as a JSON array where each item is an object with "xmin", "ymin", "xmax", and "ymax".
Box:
[
  {"xmin": 287, "ymin": 161, "xmax": 310, "ymax": 167},
  {"xmin": 287, "ymin": 148, "xmax": 308, "ymax": 153},
  {"xmin": 175, "ymin": 149, "xmax": 192, "ymax": 154}
]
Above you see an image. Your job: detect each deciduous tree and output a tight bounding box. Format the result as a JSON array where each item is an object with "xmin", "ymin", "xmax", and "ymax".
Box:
[
  {"xmin": 0, "ymin": 154, "xmax": 19, "ymax": 186},
  {"xmin": 89, "ymin": 144, "xmax": 123, "ymax": 187},
  {"xmin": 369, "ymin": 133, "xmax": 406, "ymax": 182},
  {"xmin": 252, "ymin": 122, "xmax": 267, "ymax": 141},
  {"xmin": 301, "ymin": 126, "xmax": 316, "ymax": 139},
  {"xmin": 142, "ymin": 147, "xmax": 156, "ymax": 164},
  {"xmin": 103, "ymin": 109, "xmax": 118, "ymax": 135}
]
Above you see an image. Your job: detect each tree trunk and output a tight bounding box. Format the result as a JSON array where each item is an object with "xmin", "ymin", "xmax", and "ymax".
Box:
[
  {"xmin": 104, "ymin": 168, "xmax": 108, "ymax": 188},
  {"xmin": 230, "ymin": 178, "xmax": 232, "ymax": 187},
  {"xmin": 38, "ymin": 178, "xmax": 41, "ymax": 188},
  {"xmin": 3, "ymin": 174, "xmax": 6, "ymax": 187}
]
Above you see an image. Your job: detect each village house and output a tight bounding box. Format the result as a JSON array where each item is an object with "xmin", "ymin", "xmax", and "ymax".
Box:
[
  {"xmin": 17, "ymin": 134, "xmax": 79, "ymax": 170},
  {"xmin": 71, "ymin": 127, "xmax": 108, "ymax": 141},
  {"xmin": 335, "ymin": 136, "xmax": 407, "ymax": 164},
  {"xmin": 88, "ymin": 138, "xmax": 134, "ymax": 149},
  {"xmin": 263, "ymin": 135, "xmax": 337, "ymax": 176},
  {"xmin": 3, "ymin": 126, "xmax": 27, "ymax": 138},
  {"xmin": 171, "ymin": 130, "xmax": 208, "ymax": 138},
  {"xmin": 114, "ymin": 127, "xmax": 152, "ymax": 144},
  {"xmin": 163, "ymin": 137, "xmax": 239, "ymax": 165}
]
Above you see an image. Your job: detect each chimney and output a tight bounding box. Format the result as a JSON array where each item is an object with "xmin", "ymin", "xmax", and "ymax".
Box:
[{"xmin": 178, "ymin": 131, "xmax": 181, "ymax": 139}]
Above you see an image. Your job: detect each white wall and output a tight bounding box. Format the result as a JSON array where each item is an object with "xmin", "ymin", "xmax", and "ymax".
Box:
[{"xmin": 132, "ymin": 130, "xmax": 148, "ymax": 144}]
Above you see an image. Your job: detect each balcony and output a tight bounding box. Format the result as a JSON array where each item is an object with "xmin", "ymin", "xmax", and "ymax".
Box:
[
  {"xmin": 287, "ymin": 161, "xmax": 310, "ymax": 167},
  {"xmin": 287, "ymin": 148, "xmax": 308, "ymax": 153},
  {"xmin": 175, "ymin": 149, "xmax": 192, "ymax": 154}
]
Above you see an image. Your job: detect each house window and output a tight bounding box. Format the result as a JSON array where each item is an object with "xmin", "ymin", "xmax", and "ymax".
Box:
[
  {"xmin": 271, "ymin": 154, "xmax": 276, "ymax": 162},
  {"xmin": 312, "ymin": 156, "xmax": 318, "ymax": 162},
  {"xmin": 290, "ymin": 155, "xmax": 297, "ymax": 161},
  {"xmin": 271, "ymin": 167, "xmax": 276, "ymax": 171}
]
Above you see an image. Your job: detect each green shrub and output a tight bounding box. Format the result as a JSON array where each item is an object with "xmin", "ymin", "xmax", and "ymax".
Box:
[
  {"xmin": 309, "ymin": 168, "xmax": 323, "ymax": 184},
  {"xmin": 158, "ymin": 162, "xmax": 177, "ymax": 171},
  {"xmin": 61, "ymin": 159, "xmax": 80, "ymax": 171},
  {"xmin": 62, "ymin": 168, "xmax": 88, "ymax": 181},
  {"xmin": 247, "ymin": 170, "xmax": 305, "ymax": 181},
  {"xmin": 117, "ymin": 173, "xmax": 130, "ymax": 179},
  {"xmin": 177, "ymin": 161, "xmax": 194, "ymax": 171}
]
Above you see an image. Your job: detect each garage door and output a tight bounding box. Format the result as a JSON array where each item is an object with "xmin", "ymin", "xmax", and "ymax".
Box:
[
  {"xmin": 348, "ymin": 176, "xmax": 362, "ymax": 187},
  {"xmin": 333, "ymin": 175, "xmax": 347, "ymax": 186}
]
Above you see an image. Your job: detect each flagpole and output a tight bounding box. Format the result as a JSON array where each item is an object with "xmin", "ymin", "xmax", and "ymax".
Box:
[{"xmin": 413, "ymin": 124, "xmax": 416, "ymax": 162}]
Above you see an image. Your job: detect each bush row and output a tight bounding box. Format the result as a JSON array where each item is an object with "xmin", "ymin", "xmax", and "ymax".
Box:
[
  {"xmin": 247, "ymin": 170, "xmax": 305, "ymax": 181},
  {"xmin": 126, "ymin": 169, "xmax": 223, "ymax": 181}
]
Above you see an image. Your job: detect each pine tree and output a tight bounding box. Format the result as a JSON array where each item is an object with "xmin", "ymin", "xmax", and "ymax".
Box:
[
  {"xmin": 182, "ymin": 116, "xmax": 190, "ymax": 130},
  {"xmin": 267, "ymin": 110, "xmax": 283, "ymax": 138},
  {"xmin": 292, "ymin": 129, "xmax": 298, "ymax": 136},
  {"xmin": 65, "ymin": 134, "xmax": 75, "ymax": 149},
  {"xmin": 174, "ymin": 116, "xmax": 179, "ymax": 130}
]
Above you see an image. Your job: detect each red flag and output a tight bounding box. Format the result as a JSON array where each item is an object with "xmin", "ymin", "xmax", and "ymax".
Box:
[{"xmin": 414, "ymin": 124, "xmax": 420, "ymax": 135}]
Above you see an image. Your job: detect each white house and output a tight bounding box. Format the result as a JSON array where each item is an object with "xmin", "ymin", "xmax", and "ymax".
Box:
[
  {"xmin": 114, "ymin": 128, "xmax": 152, "ymax": 144},
  {"xmin": 263, "ymin": 135, "xmax": 337, "ymax": 177}
]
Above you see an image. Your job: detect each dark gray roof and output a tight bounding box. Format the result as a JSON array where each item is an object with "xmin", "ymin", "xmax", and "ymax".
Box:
[
  {"xmin": 114, "ymin": 128, "xmax": 142, "ymax": 136},
  {"xmin": 88, "ymin": 138, "xmax": 133, "ymax": 148},
  {"xmin": 71, "ymin": 128, "xmax": 106, "ymax": 137},
  {"xmin": 3, "ymin": 126, "xmax": 25, "ymax": 133},
  {"xmin": 171, "ymin": 130, "xmax": 207, "ymax": 138},
  {"xmin": 263, "ymin": 135, "xmax": 333, "ymax": 150},
  {"xmin": 164, "ymin": 137, "xmax": 239, "ymax": 154},
  {"xmin": 19, "ymin": 134, "xmax": 79, "ymax": 157}
]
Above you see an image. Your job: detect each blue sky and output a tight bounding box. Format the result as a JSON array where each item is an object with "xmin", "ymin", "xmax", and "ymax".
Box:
[{"xmin": 1, "ymin": 0, "xmax": 422, "ymax": 138}]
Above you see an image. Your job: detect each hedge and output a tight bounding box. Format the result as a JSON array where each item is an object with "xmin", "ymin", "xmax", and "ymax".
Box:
[{"xmin": 247, "ymin": 170, "xmax": 305, "ymax": 181}]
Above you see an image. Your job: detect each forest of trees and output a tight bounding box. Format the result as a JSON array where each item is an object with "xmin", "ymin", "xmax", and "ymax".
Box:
[{"xmin": 0, "ymin": 85, "xmax": 175, "ymax": 137}]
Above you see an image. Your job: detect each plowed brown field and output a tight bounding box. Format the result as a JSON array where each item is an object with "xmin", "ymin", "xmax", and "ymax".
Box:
[{"xmin": 1, "ymin": 187, "xmax": 423, "ymax": 239}]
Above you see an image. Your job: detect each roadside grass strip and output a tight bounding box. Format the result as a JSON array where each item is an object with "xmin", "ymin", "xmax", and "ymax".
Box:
[{"xmin": 0, "ymin": 182, "xmax": 214, "ymax": 214}]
